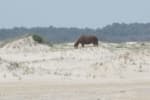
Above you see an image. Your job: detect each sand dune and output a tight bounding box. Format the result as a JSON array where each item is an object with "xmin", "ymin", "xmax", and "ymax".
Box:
[{"xmin": 0, "ymin": 36, "xmax": 150, "ymax": 100}]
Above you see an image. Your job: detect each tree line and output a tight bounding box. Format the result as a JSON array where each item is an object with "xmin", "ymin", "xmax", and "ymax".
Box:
[{"xmin": 1, "ymin": 23, "xmax": 150, "ymax": 43}]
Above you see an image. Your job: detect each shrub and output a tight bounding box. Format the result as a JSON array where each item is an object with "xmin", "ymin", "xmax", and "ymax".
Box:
[
  {"xmin": 31, "ymin": 34, "xmax": 53, "ymax": 46},
  {"xmin": 32, "ymin": 34, "xmax": 44, "ymax": 43}
]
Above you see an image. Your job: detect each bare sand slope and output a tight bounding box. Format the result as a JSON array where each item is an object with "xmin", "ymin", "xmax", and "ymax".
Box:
[
  {"xmin": 0, "ymin": 41, "xmax": 150, "ymax": 81},
  {"xmin": 0, "ymin": 80, "xmax": 150, "ymax": 100}
]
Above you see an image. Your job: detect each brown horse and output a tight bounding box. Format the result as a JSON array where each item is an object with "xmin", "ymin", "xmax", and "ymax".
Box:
[{"xmin": 74, "ymin": 35, "xmax": 98, "ymax": 48}]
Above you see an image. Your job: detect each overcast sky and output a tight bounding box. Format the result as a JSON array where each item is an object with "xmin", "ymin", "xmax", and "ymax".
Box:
[{"xmin": 0, "ymin": 0, "xmax": 150, "ymax": 28}]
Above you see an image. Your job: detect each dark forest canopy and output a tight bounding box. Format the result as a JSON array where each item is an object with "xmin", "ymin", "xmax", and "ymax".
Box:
[{"xmin": 1, "ymin": 23, "xmax": 150, "ymax": 43}]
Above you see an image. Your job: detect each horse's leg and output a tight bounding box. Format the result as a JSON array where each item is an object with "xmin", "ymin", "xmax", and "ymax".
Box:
[
  {"xmin": 93, "ymin": 42, "xmax": 98, "ymax": 47},
  {"xmin": 81, "ymin": 43, "xmax": 84, "ymax": 47}
]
